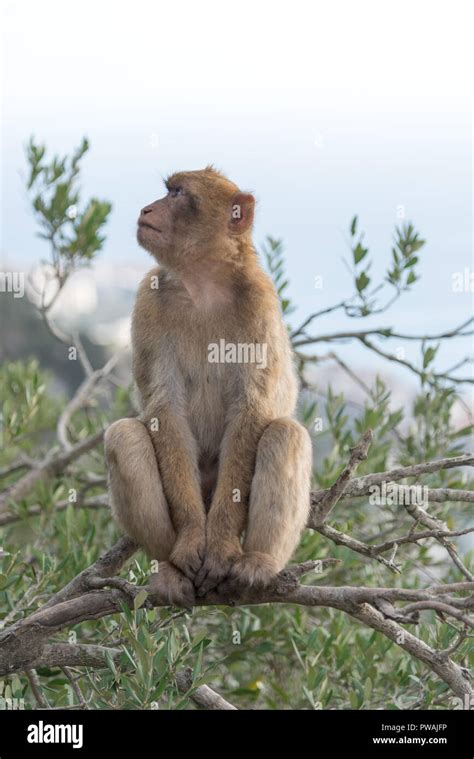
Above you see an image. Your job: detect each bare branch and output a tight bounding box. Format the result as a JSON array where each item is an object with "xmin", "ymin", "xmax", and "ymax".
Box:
[
  {"xmin": 440, "ymin": 626, "xmax": 472, "ymax": 657},
  {"xmin": 290, "ymin": 300, "xmax": 348, "ymax": 340},
  {"xmin": 62, "ymin": 666, "xmax": 88, "ymax": 709},
  {"xmin": 310, "ymin": 453, "xmax": 474, "ymax": 507},
  {"xmin": 348, "ymin": 603, "xmax": 472, "ymax": 703},
  {"xmin": 397, "ymin": 601, "xmax": 474, "ymax": 628},
  {"xmin": 372, "ymin": 527, "xmax": 474, "ymax": 554},
  {"xmin": 315, "ymin": 524, "xmax": 402, "ymax": 572},
  {"xmin": 292, "ymin": 318, "xmax": 474, "ymax": 385},
  {"xmin": 400, "ymin": 492, "xmax": 474, "ymax": 581},
  {"xmin": 57, "ymin": 354, "xmax": 121, "ymax": 450},
  {"xmin": 292, "ymin": 317, "xmax": 474, "ymax": 348},
  {"xmin": 38, "ymin": 299, "xmax": 94, "ymax": 377},
  {"xmin": 26, "ymin": 669, "xmax": 50, "ymax": 708},
  {"xmin": 0, "ymin": 430, "xmax": 105, "ymax": 512},
  {"xmin": 29, "ymin": 643, "xmax": 121, "ymax": 671},
  {"xmin": 31, "ymin": 265, "xmax": 94, "ymax": 377},
  {"xmin": 312, "ymin": 429, "xmax": 373, "ymax": 525},
  {"xmin": 1, "ymin": 570, "xmax": 472, "ymax": 701},
  {"xmin": 176, "ymin": 668, "xmax": 238, "ymax": 710},
  {"xmin": 359, "ymin": 336, "xmax": 473, "ymax": 385},
  {"xmin": 43, "ymin": 536, "xmax": 137, "ymax": 610},
  {"xmin": 0, "ymin": 458, "xmax": 37, "ymax": 480},
  {"xmin": 1, "ymin": 426, "xmax": 472, "ymax": 708}
]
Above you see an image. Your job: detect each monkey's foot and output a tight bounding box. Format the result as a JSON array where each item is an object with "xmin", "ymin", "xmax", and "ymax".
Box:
[
  {"xmin": 225, "ymin": 551, "xmax": 280, "ymax": 589},
  {"xmin": 147, "ymin": 561, "xmax": 195, "ymax": 608}
]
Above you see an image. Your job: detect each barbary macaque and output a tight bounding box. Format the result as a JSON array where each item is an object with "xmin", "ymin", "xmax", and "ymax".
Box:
[{"xmin": 105, "ymin": 167, "xmax": 312, "ymax": 606}]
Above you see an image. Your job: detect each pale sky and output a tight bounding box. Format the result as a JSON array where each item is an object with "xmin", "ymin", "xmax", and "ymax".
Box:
[{"xmin": 1, "ymin": 0, "xmax": 473, "ymax": 396}]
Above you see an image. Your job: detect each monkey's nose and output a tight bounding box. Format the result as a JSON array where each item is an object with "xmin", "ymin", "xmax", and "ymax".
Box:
[{"xmin": 141, "ymin": 205, "xmax": 153, "ymax": 216}]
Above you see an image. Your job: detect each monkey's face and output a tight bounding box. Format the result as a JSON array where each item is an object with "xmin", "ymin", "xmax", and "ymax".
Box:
[
  {"xmin": 137, "ymin": 188, "xmax": 190, "ymax": 260},
  {"xmin": 137, "ymin": 168, "xmax": 255, "ymax": 270}
]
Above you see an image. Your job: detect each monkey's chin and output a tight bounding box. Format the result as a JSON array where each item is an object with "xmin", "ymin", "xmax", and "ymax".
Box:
[{"xmin": 137, "ymin": 226, "xmax": 162, "ymax": 255}]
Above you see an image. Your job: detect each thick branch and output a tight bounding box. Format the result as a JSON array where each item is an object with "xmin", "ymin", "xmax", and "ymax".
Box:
[
  {"xmin": 1, "ymin": 435, "xmax": 472, "ymax": 706},
  {"xmin": 348, "ymin": 603, "xmax": 472, "ymax": 702},
  {"xmin": 29, "ymin": 643, "xmax": 121, "ymax": 670},
  {"xmin": 1, "ymin": 562, "xmax": 472, "ymax": 702},
  {"xmin": 43, "ymin": 536, "xmax": 137, "ymax": 609}
]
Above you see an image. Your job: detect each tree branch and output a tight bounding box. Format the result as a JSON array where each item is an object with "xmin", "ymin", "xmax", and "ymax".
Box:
[
  {"xmin": 292, "ymin": 317, "xmax": 474, "ymax": 347},
  {"xmin": 1, "ymin": 433, "xmax": 472, "ymax": 707},
  {"xmin": 0, "ymin": 430, "xmax": 104, "ymax": 512},
  {"xmin": 175, "ymin": 668, "xmax": 238, "ymax": 710},
  {"xmin": 29, "ymin": 643, "xmax": 121, "ymax": 670},
  {"xmin": 1, "ymin": 563, "xmax": 472, "ymax": 702},
  {"xmin": 57, "ymin": 354, "xmax": 120, "ymax": 451},
  {"xmin": 310, "ymin": 453, "xmax": 474, "ymax": 508},
  {"xmin": 312, "ymin": 429, "xmax": 373, "ymax": 525}
]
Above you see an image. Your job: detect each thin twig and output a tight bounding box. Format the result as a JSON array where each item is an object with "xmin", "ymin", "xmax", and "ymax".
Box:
[
  {"xmin": 312, "ymin": 429, "xmax": 373, "ymax": 525},
  {"xmin": 26, "ymin": 669, "xmax": 50, "ymax": 708}
]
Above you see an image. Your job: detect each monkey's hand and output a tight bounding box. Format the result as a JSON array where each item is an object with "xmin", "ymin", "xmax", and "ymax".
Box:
[
  {"xmin": 170, "ymin": 526, "xmax": 206, "ymax": 581},
  {"xmin": 195, "ymin": 538, "xmax": 243, "ymax": 597}
]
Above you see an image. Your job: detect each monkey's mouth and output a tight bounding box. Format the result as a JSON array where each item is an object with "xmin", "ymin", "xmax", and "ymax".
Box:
[{"xmin": 138, "ymin": 221, "xmax": 162, "ymax": 234}]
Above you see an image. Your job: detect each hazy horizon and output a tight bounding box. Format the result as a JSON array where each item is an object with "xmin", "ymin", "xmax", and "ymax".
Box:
[{"xmin": 1, "ymin": 0, "xmax": 472, "ymax": 398}]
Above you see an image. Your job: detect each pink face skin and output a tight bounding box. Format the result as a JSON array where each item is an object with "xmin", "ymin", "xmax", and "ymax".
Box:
[
  {"xmin": 137, "ymin": 175, "xmax": 255, "ymax": 276},
  {"xmin": 137, "ymin": 192, "xmax": 176, "ymax": 254}
]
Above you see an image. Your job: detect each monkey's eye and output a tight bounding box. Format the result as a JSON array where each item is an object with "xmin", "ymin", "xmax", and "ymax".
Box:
[{"xmin": 168, "ymin": 186, "xmax": 184, "ymax": 198}]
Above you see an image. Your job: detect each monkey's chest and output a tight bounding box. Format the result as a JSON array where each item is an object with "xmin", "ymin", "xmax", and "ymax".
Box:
[{"xmin": 184, "ymin": 360, "xmax": 240, "ymax": 456}]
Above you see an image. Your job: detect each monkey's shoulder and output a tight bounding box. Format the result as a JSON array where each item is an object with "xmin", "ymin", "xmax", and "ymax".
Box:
[
  {"xmin": 135, "ymin": 266, "xmax": 164, "ymax": 298},
  {"xmin": 133, "ymin": 267, "xmax": 171, "ymax": 325}
]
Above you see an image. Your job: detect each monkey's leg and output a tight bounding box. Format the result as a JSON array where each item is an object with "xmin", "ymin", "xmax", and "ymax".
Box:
[
  {"xmin": 105, "ymin": 418, "xmax": 176, "ymax": 557},
  {"xmin": 227, "ymin": 418, "xmax": 312, "ymax": 589},
  {"xmin": 104, "ymin": 419, "xmax": 194, "ymax": 606}
]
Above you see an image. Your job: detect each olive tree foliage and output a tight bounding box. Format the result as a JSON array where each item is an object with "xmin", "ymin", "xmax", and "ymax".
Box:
[{"xmin": 0, "ymin": 139, "xmax": 472, "ymax": 711}]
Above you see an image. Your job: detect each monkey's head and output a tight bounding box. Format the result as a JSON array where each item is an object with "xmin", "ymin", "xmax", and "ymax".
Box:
[{"xmin": 137, "ymin": 166, "xmax": 255, "ymax": 270}]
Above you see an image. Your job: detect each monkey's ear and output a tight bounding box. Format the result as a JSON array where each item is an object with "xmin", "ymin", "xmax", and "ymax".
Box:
[{"xmin": 228, "ymin": 193, "xmax": 255, "ymax": 235}]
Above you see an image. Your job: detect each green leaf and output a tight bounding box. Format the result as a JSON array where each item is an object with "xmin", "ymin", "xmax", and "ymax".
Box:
[
  {"xmin": 422, "ymin": 345, "xmax": 438, "ymax": 369},
  {"xmin": 356, "ymin": 271, "xmax": 370, "ymax": 292},
  {"xmin": 192, "ymin": 642, "xmax": 204, "ymax": 680},
  {"xmin": 353, "ymin": 243, "xmax": 369, "ymax": 265},
  {"xmin": 364, "ymin": 677, "xmax": 372, "ymax": 702},
  {"xmin": 133, "ymin": 589, "xmax": 148, "ymax": 611}
]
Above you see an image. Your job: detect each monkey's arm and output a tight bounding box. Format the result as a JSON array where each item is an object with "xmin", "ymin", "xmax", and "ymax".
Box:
[
  {"xmin": 144, "ymin": 403, "xmax": 207, "ymax": 580},
  {"xmin": 195, "ymin": 405, "xmax": 269, "ymax": 595},
  {"xmin": 132, "ymin": 279, "xmax": 207, "ymax": 579}
]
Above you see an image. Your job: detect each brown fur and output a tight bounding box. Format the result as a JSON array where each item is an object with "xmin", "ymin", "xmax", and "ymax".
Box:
[{"xmin": 104, "ymin": 168, "xmax": 313, "ymax": 603}]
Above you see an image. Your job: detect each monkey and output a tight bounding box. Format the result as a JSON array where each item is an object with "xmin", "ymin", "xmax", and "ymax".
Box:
[{"xmin": 104, "ymin": 167, "xmax": 313, "ymax": 606}]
